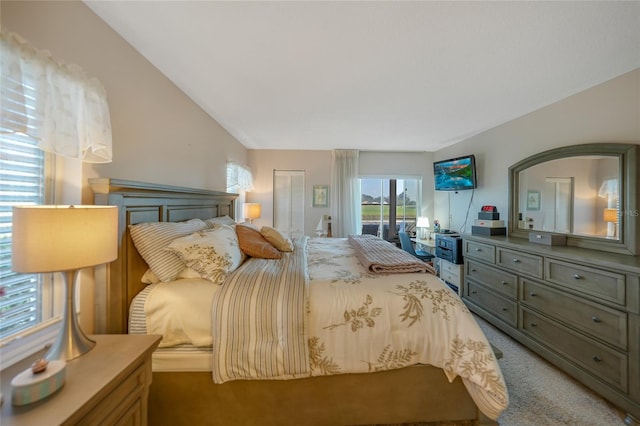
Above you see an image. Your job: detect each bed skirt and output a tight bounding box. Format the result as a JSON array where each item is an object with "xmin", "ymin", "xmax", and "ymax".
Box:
[{"xmin": 148, "ymin": 364, "xmax": 497, "ymax": 426}]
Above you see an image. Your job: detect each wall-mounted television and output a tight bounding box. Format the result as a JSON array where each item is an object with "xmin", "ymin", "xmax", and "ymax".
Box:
[{"xmin": 433, "ymin": 155, "xmax": 477, "ymax": 191}]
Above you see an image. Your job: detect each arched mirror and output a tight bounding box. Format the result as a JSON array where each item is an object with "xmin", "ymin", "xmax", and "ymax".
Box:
[{"xmin": 509, "ymin": 143, "xmax": 639, "ymax": 255}]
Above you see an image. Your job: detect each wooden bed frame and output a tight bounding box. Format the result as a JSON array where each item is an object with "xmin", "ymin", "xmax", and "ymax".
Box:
[{"xmin": 90, "ymin": 178, "xmax": 496, "ymax": 426}]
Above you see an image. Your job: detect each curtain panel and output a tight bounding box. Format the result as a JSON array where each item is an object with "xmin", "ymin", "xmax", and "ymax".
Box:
[
  {"xmin": 1, "ymin": 31, "xmax": 112, "ymax": 163},
  {"xmin": 330, "ymin": 150, "xmax": 360, "ymax": 237}
]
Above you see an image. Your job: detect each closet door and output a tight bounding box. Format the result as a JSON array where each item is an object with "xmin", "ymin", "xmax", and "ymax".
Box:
[{"xmin": 273, "ymin": 170, "xmax": 305, "ymax": 238}]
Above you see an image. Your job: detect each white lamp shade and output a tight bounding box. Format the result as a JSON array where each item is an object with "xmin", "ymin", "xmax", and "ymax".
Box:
[
  {"xmin": 603, "ymin": 208, "xmax": 618, "ymax": 223},
  {"xmin": 243, "ymin": 203, "xmax": 261, "ymax": 220},
  {"xmin": 416, "ymin": 217, "xmax": 430, "ymax": 228},
  {"xmin": 12, "ymin": 205, "xmax": 118, "ymax": 273}
]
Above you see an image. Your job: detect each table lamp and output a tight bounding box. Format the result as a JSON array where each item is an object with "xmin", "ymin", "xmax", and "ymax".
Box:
[
  {"xmin": 416, "ymin": 216, "xmax": 430, "ymax": 239},
  {"xmin": 243, "ymin": 203, "xmax": 261, "ymax": 224},
  {"xmin": 11, "ymin": 205, "xmax": 118, "ymax": 361},
  {"xmin": 603, "ymin": 208, "xmax": 618, "ymax": 238}
]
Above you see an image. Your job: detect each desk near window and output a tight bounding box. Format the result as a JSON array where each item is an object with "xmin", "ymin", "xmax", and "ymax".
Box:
[{"xmin": 410, "ymin": 237, "xmax": 436, "ymax": 253}]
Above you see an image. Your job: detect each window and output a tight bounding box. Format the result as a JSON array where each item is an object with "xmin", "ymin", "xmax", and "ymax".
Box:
[
  {"xmin": 0, "ymin": 131, "xmax": 53, "ymax": 340},
  {"xmin": 360, "ymin": 178, "xmax": 421, "ymax": 240}
]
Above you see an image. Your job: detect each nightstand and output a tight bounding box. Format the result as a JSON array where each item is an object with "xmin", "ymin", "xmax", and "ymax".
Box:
[{"xmin": 1, "ymin": 334, "xmax": 161, "ymax": 425}]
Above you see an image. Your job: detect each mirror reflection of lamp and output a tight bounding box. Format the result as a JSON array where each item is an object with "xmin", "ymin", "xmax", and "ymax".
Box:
[
  {"xmin": 599, "ymin": 178, "xmax": 619, "ymax": 238},
  {"xmin": 603, "ymin": 208, "xmax": 618, "ymax": 238}
]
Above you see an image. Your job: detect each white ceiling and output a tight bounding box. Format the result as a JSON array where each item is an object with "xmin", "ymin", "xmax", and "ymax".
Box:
[{"xmin": 85, "ymin": 1, "xmax": 640, "ymax": 152}]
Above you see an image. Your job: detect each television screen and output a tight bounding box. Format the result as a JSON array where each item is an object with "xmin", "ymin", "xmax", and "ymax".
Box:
[{"xmin": 433, "ymin": 155, "xmax": 477, "ymax": 191}]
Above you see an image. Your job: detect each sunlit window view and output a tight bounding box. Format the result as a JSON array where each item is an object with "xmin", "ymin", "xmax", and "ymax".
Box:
[{"xmin": 360, "ymin": 178, "xmax": 420, "ymax": 240}]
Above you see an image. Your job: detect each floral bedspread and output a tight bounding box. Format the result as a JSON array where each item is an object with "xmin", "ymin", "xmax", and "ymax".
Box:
[{"xmin": 305, "ymin": 237, "xmax": 508, "ymax": 420}]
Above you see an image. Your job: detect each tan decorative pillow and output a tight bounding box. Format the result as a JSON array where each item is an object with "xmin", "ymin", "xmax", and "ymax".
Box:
[
  {"xmin": 260, "ymin": 226, "xmax": 294, "ymax": 252},
  {"xmin": 236, "ymin": 224, "xmax": 282, "ymax": 259}
]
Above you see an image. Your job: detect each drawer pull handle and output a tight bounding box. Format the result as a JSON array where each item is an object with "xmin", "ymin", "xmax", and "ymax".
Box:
[
  {"xmin": 513, "ymin": 258, "xmax": 521, "ymax": 263},
  {"xmin": 471, "ymin": 290, "xmax": 477, "ymax": 294},
  {"xmin": 501, "ymin": 281, "xmax": 507, "ymax": 285},
  {"xmin": 471, "ymin": 268, "xmax": 477, "ymax": 272},
  {"xmin": 529, "ymin": 292, "xmax": 537, "ymax": 297},
  {"xmin": 592, "ymin": 355, "xmax": 602, "ymax": 362},
  {"xmin": 591, "ymin": 316, "xmax": 602, "ymax": 323},
  {"xmin": 475, "ymin": 248, "xmax": 482, "ymax": 252},
  {"xmin": 501, "ymin": 307, "xmax": 508, "ymax": 311},
  {"xmin": 529, "ymin": 322, "xmax": 537, "ymax": 327},
  {"xmin": 573, "ymin": 274, "xmax": 583, "ymax": 280}
]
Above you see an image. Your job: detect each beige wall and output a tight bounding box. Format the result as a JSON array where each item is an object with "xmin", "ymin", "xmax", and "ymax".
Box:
[
  {"xmin": 434, "ymin": 69, "xmax": 639, "ymax": 232},
  {"xmin": 248, "ymin": 150, "xmax": 437, "ymax": 237},
  {"xmin": 2, "ymin": 0, "xmax": 248, "ymax": 204},
  {"xmin": 247, "ymin": 150, "xmax": 332, "ymax": 236},
  {"xmin": 2, "ymin": 0, "xmax": 248, "ymax": 334}
]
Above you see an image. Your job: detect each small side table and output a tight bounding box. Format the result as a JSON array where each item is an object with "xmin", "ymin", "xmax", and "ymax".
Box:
[{"xmin": 1, "ymin": 334, "xmax": 161, "ymax": 426}]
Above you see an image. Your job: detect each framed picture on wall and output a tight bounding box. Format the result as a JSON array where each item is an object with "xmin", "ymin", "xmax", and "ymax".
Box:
[
  {"xmin": 527, "ymin": 190, "xmax": 540, "ymax": 211},
  {"xmin": 313, "ymin": 185, "xmax": 329, "ymax": 207}
]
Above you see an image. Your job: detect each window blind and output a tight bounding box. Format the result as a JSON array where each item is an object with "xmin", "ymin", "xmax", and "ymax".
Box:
[{"xmin": 0, "ymin": 129, "xmax": 45, "ymax": 339}]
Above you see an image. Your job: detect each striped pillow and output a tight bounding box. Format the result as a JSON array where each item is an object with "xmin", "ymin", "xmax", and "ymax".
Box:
[{"xmin": 129, "ymin": 219, "xmax": 207, "ymax": 282}]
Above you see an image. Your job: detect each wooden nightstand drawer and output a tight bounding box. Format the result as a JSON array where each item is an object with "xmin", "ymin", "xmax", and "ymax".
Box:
[
  {"xmin": 78, "ymin": 359, "xmax": 148, "ymax": 425},
  {"xmin": 465, "ymin": 260, "xmax": 517, "ymax": 299},
  {"xmin": 466, "ymin": 280, "xmax": 517, "ymax": 326},
  {"xmin": 546, "ymin": 259, "xmax": 625, "ymax": 306},
  {"xmin": 1, "ymin": 335, "xmax": 161, "ymax": 426},
  {"xmin": 463, "ymin": 240, "xmax": 495, "ymax": 263},
  {"xmin": 497, "ymin": 248, "xmax": 543, "ymax": 278},
  {"xmin": 521, "ymin": 308, "xmax": 627, "ymax": 392},
  {"xmin": 521, "ymin": 279, "xmax": 627, "ymax": 349}
]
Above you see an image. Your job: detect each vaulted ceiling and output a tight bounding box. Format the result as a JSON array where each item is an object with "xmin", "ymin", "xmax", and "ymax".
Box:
[{"xmin": 85, "ymin": 1, "xmax": 640, "ymax": 152}]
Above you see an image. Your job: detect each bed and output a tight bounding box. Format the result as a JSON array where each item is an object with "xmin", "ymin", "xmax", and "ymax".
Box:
[{"xmin": 90, "ymin": 178, "xmax": 508, "ymax": 426}]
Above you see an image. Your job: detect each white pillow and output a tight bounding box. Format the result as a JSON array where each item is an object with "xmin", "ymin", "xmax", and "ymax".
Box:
[
  {"xmin": 129, "ymin": 218, "xmax": 207, "ymax": 282},
  {"xmin": 204, "ymin": 215, "xmax": 236, "ymax": 228},
  {"xmin": 166, "ymin": 224, "xmax": 244, "ymax": 284},
  {"xmin": 141, "ymin": 267, "xmax": 202, "ymax": 284}
]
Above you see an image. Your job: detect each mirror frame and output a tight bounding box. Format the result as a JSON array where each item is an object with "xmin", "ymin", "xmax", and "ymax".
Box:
[{"xmin": 509, "ymin": 143, "xmax": 639, "ymax": 255}]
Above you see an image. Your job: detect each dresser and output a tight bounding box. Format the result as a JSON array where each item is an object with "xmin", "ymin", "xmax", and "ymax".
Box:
[
  {"xmin": 1, "ymin": 334, "xmax": 161, "ymax": 425},
  {"xmin": 462, "ymin": 234, "xmax": 640, "ymax": 424}
]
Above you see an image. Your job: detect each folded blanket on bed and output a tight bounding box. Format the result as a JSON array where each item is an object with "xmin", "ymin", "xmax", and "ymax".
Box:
[{"xmin": 348, "ymin": 234, "xmax": 430, "ymax": 274}]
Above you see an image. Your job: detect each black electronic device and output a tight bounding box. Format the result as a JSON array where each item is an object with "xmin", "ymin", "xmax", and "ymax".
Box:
[
  {"xmin": 435, "ymin": 234, "xmax": 463, "ymax": 264},
  {"xmin": 433, "ymin": 155, "xmax": 478, "ymax": 191}
]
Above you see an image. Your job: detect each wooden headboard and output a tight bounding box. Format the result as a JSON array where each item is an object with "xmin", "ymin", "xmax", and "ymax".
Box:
[{"xmin": 90, "ymin": 178, "xmax": 237, "ymax": 334}]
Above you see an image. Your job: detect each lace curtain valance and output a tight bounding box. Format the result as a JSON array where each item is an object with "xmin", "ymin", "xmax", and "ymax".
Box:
[{"xmin": 1, "ymin": 31, "xmax": 112, "ymax": 163}]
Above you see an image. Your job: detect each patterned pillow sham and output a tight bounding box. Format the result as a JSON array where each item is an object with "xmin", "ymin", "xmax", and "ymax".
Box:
[
  {"xmin": 260, "ymin": 226, "xmax": 294, "ymax": 252},
  {"xmin": 204, "ymin": 215, "xmax": 236, "ymax": 228},
  {"xmin": 129, "ymin": 218, "xmax": 207, "ymax": 282},
  {"xmin": 166, "ymin": 225, "xmax": 244, "ymax": 284},
  {"xmin": 236, "ymin": 223, "xmax": 282, "ymax": 259}
]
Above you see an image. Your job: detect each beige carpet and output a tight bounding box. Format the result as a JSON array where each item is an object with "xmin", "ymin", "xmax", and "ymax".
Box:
[{"xmin": 475, "ymin": 316, "xmax": 628, "ymax": 426}]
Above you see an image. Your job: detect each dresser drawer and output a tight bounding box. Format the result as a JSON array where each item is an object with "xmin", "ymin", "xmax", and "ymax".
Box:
[
  {"xmin": 466, "ymin": 280, "xmax": 517, "ymax": 326},
  {"xmin": 440, "ymin": 259, "xmax": 462, "ymax": 276},
  {"xmin": 464, "ymin": 240, "xmax": 495, "ymax": 263},
  {"xmin": 465, "ymin": 260, "xmax": 517, "ymax": 299},
  {"xmin": 546, "ymin": 259, "xmax": 626, "ymax": 306},
  {"xmin": 497, "ymin": 248, "xmax": 543, "ymax": 278},
  {"xmin": 521, "ymin": 308, "xmax": 627, "ymax": 392},
  {"xmin": 521, "ymin": 279, "xmax": 627, "ymax": 349}
]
